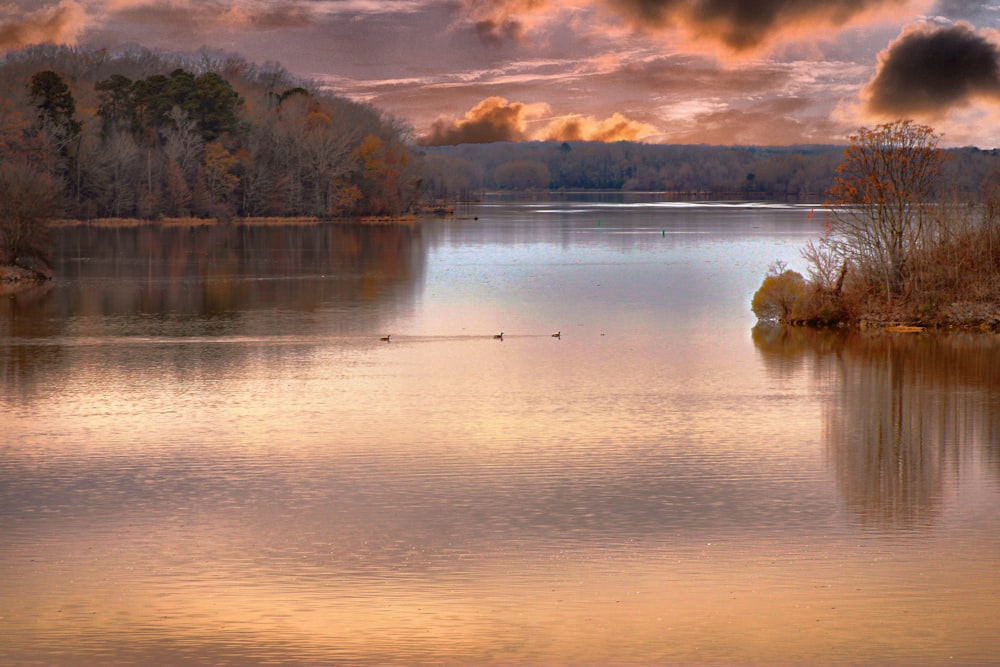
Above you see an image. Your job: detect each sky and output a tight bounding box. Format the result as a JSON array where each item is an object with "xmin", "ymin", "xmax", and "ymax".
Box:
[{"xmin": 4, "ymin": 0, "xmax": 1000, "ymax": 147}]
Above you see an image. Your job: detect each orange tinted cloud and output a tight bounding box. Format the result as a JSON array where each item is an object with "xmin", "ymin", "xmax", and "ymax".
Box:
[
  {"xmin": 102, "ymin": 0, "xmax": 315, "ymax": 32},
  {"xmin": 462, "ymin": 0, "xmax": 926, "ymax": 54},
  {"xmin": 0, "ymin": 0, "xmax": 88, "ymax": 51},
  {"xmin": 863, "ymin": 22, "xmax": 1000, "ymax": 118},
  {"xmin": 537, "ymin": 112, "xmax": 658, "ymax": 142},
  {"xmin": 418, "ymin": 96, "xmax": 658, "ymax": 145},
  {"xmin": 420, "ymin": 96, "xmax": 538, "ymax": 144}
]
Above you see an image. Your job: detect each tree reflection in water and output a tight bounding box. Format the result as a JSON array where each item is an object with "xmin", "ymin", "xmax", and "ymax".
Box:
[
  {"xmin": 753, "ymin": 324, "xmax": 1000, "ymax": 529},
  {"xmin": 0, "ymin": 222, "xmax": 426, "ymax": 392}
]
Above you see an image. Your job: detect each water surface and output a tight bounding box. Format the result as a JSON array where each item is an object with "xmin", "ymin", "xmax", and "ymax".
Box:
[{"xmin": 2, "ymin": 196, "xmax": 999, "ymax": 665}]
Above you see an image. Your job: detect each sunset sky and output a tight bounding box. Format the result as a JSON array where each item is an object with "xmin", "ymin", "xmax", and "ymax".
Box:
[{"xmin": 4, "ymin": 1, "xmax": 1000, "ymax": 147}]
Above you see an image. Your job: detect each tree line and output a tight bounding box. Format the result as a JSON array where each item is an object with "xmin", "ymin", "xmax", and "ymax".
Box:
[
  {"xmin": 0, "ymin": 44, "xmax": 421, "ymax": 235},
  {"xmin": 420, "ymin": 139, "xmax": 1000, "ymax": 201}
]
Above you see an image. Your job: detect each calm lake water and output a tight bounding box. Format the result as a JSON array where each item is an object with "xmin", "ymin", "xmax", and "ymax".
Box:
[{"xmin": 2, "ymin": 194, "xmax": 999, "ymax": 666}]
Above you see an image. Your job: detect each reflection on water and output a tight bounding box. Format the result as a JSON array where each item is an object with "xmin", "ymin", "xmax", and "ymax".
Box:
[
  {"xmin": 1, "ymin": 222, "xmax": 424, "ymax": 392},
  {"xmin": 52, "ymin": 221, "xmax": 424, "ymax": 323},
  {"xmin": 753, "ymin": 325, "xmax": 1000, "ymax": 529},
  {"xmin": 3, "ymin": 202, "xmax": 1000, "ymax": 666}
]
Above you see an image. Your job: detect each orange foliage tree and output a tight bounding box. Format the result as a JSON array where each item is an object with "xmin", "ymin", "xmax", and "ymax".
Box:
[
  {"xmin": 354, "ymin": 133, "xmax": 410, "ymax": 216},
  {"xmin": 202, "ymin": 140, "xmax": 241, "ymax": 216},
  {"xmin": 826, "ymin": 120, "xmax": 945, "ymax": 299},
  {"xmin": 751, "ymin": 261, "xmax": 809, "ymax": 322}
]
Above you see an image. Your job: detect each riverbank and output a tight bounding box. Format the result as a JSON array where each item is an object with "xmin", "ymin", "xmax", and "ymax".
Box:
[
  {"xmin": 859, "ymin": 302, "xmax": 1000, "ymax": 332},
  {"xmin": 782, "ymin": 302, "xmax": 1000, "ymax": 332},
  {"xmin": 49, "ymin": 214, "xmax": 424, "ymax": 228}
]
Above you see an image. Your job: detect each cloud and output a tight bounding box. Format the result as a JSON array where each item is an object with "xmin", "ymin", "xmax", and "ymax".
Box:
[
  {"xmin": 662, "ymin": 98, "xmax": 842, "ymax": 145},
  {"xmin": 419, "ymin": 96, "xmax": 537, "ymax": 144},
  {"xmin": 461, "ymin": 0, "xmax": 560, "ymax": 45},
  {"xmin": 460, "ymin": 0, "xmax": 925, "ymax": 54},
  {"xmin": 536, "ymin": 112, "xmax": 658, "ymax": 141},
  {"xmin": 929, "ymin": 0, "xmax": 1000, "ymax": 25},
  {"xmin": 863, "ymin": 22, "xmax": 1000, "ymax": 117},
  {"xmin": 0, "ymin": 1, "xmax": 89, "ymax": 51},
  {"xmin": 417, "ymin": 96, "xmax": 658, "ymax": 145},
  {"xmin": 103, "ymin": 0, "xmax": 316, "ymax": 34},
  {"xmin": 609, "ymin": 0, "xmax": 922, "ymax": 52},
  {"xmin": 220, "ymin": 2, "xmax": 315, "ymax": 29}
]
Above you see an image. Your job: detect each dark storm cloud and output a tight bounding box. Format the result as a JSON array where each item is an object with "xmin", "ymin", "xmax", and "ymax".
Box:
[
  {"xmin": 611, "ymin": 0, "xmax": 917, "ymax": 51},
  {"xmin": 463, "ymin": 0, "xmax": 917, "ymax": 52},
  {"xmin": 865, "ymin": 23, "xmax": 1000, "ymax": 116}
]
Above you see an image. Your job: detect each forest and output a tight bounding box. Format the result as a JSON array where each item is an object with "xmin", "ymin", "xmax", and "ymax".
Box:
[
  {"xmin": 0, "ymin": 44, "xmax": 420, "ymax": 225},
  {"xmin": 419, "ymin": 140, "xmax": 1000, "ymax": 201},
  {"xmin": 4, "ymin": 43, "xmax": 1000, "ymax": 245}
]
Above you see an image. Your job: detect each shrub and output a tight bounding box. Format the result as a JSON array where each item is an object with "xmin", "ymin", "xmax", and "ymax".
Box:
[{"xmin": 751, "ymin": 262, "xmax": 809, "ymax": 322}]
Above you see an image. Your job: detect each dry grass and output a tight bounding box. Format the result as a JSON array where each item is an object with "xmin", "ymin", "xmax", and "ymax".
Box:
[
  {"xmin": 239, "ymin": 216, "xmax": 321, "ymax": 226},
  {"xmin": 359, "ymin": 214, "xmax": 418, "ymax": 225},
  {"xmin": 50, "ymin": 216, "xmax": 326, "ymax": 227}
]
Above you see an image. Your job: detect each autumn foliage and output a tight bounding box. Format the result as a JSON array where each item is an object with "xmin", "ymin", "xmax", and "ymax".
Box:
[
  {"xmin": 751, "ymin": 262, "xmax": 809, "ymax": 322},
  {"xmin": 0, "ymin": 45, "xmax": 421, "ymax": 226},
  {"xmin": 756, "ymin": 119, "xmax": 1000, "ymax": 329}
]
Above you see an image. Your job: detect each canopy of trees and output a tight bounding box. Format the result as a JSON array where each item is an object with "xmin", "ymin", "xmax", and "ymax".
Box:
[{"xmin": 0, "ymin": 44, "xmax": 421, "ymax": 223}]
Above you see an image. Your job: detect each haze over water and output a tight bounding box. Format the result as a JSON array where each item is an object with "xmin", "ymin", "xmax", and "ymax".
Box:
[{"xmin": 2, "ymin": 195, "xmax": 999, "ymax": 665}]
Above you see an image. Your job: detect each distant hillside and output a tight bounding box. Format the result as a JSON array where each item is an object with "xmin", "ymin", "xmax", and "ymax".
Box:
[{"xmin": 418, "ymin": 140, "xmax": 1000, "ymax": 201}]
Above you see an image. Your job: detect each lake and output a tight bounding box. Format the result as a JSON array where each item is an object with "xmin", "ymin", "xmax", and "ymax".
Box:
[{"xmin": 2, "ymin": 194, "xmax": 999, "ymax": 666}]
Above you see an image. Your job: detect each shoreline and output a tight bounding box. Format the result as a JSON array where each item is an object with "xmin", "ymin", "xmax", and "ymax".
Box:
[
  {"xmin": 780, "ymin": 316, "xmax": 1000, "ymax": 333},
  {"xmin": 0, "ymin": 264, "xmax": 52, "ymax": 294},
  {"xmin": 48, "ymin": 214, "xmax": 425, "ymax": 228}
]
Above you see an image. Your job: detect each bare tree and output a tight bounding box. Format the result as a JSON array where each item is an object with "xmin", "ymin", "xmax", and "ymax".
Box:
[
  {"xmin": 0, "ymin": 159, "xmax": 61, "ymax": 267},
  {"xmin": 162, "ymin": 106, "xmax": 203, "ymax": 215},
  {"xmin": 827, "ymin": 120, "xmax": 944, "ymax": 299},
  {"xmin": 163, "ymin": 106, "xmax": 203, "ymax": 178}
]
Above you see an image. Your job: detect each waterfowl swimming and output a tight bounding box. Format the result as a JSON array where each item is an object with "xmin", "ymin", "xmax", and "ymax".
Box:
[
  {"xmin": 493, "ymin": 332, "xmax": 504, "ymax": 340},
  {"xmin": 552, "ymin": 331, "xmax": 561, "ymax": 338},
  {"xmin": 380, "ymin": 334, "xmax": 390, "ymax": 342}
]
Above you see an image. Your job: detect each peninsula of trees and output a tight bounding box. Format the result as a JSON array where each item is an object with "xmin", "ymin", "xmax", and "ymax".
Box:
[
  {"xmin": 0, "ymin": 45, "xmax": 420, "ymax": 229},
  {"xmin": 752, "ymin": 120, "xmax": 1000, "ymax": 331}
]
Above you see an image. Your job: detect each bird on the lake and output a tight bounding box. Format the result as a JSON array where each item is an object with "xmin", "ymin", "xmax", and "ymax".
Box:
[
  {"xmin": 552, "ymin": 331, "xmax": 561, "ymax": 338},
  {"xmin": 380, "ymin": 334, "xmax": 390, "ymax": 342},
  {"xmin": 493, "ymin": 332, "xmax": 504, "ymax": 340}
]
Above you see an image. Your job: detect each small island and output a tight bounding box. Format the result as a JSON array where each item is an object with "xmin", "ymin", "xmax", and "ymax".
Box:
[{"xmin": 752, "ymin": 120, "xmax": 1000, "ymax": 332}]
